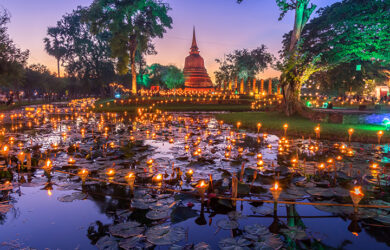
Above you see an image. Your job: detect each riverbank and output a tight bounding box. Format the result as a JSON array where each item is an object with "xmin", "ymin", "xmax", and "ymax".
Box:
[
  {"xmin": 0, "ymin": 100, "xmax": 57, "ymax": 111},
  {"xmin": 215, "ymin": 112, "xmax": 389, "ymax": 143}
]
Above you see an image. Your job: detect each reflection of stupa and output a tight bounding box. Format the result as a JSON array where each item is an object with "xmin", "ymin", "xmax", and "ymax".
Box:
[{"xmin": 184, "ymin": 27, "xmax": 214, "ymax": 91}]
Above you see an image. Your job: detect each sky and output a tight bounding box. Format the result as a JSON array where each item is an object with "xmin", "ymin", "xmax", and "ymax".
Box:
[{"xmin": 0, "ymin": 0, "xmax": 339, "ymax": 81}]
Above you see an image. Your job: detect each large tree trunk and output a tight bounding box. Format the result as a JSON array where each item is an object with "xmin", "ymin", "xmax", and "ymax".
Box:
[
  {"xmin": 57, "ymin": 58, "xmax": 60, "ymax": 78},
  {"xmin": 130, "ymin": 48, "xmax": 137, "ymax": 95},
  {"xmin": 282, "ymin": 1, "xmax": 316, "ymax": 116},
  {"xmin": 282, "ymin": 79, "xmax": 303, "ymax": 116}
]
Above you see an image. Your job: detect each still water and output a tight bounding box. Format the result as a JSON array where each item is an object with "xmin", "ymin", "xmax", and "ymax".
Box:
[{"xmin": 0, "ymin": 101, "xmax": 389, "ymax": 249}]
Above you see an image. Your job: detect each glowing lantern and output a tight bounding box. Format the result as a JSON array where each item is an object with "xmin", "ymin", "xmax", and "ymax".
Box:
[
  {"xmin": 68, "ymin": 157, "xmax": 76, "ymax": 165},
  {"xmin": 256, "ymin": 153, "xmax": 263, "ymax": 160},
  {"xmin": 257, "ymin": 123, "xmax": 262, "ymax": 133},
  {"xmin": 43, "ymin": 159, "xmax": 53, "ymax": 174},
  {"xmin": 153, "ymin": 173, "xmax": 163, "ymax": 183},
  {"xmin": 125, "ymin": 172, "xmax": 136, "ymax": 190},
  {"xmin": 283, "ymin": 123, "xmax": 288, "ymax": 136},
  {"xmin": 2, "ymin": 145, "xmax": 9, "ymax": 157},
  {"xmin": 236, "ymin": 121, "xmax": 241, "ymax": 130},
  {"xmin": 106, "ymin": 169, "xmax": 115, "ymax": 178},
  {"xmin": 146, "ymin": 159, "xmax": 154, "ymax": 166},
  {"xmin": 369, "ymin": 163, "xmax": 379, "ymax": 169},
  {"xmin": 377, "ymin": 130, "xmax": 384, "ymax": 144},
  {"xmin": 270, "ymin": 182, "xmax": 282, "ymax": 201},
  {"xmin": 350, "ymin": 186, "xmax": 364, "ymax": 212},
  {"xmin": 185, "ymin": 169, "xmax": 193, "ymax": 179},
  {"xmin": 225, "ymin": 152, "xmax": 230, "ymax": 159},
  {"xmin": 78, "ymin": 169, "xmax": 89, "ymax": 184},
  {"xmin": 257, "ymin": 160, "xmax": 264, "ymax": 167},
  {"xmin": 291, "ymin": 158, "xmax": 298, "ymax": 167},
  {"xmin": 348, "ymin": 128, "xmax": 354, "ymax": 142},
  {"xmin": 195, "ymin": 180, "xmax": 208, "ymax": 198},
  {"xmin": 314, "ymin": 126, "xmax": 320, "ymax": 139}
]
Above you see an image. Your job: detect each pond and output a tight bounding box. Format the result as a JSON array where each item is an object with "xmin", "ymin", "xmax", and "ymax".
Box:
[{"xmin": 0, "ymin": 99, "xmax": 390, "ymax": 249}]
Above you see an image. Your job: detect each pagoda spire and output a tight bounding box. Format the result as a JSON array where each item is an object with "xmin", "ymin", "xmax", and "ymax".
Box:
[{"xmin": 190, "ymin": 26, "xmax": 199, "ymax": 54}]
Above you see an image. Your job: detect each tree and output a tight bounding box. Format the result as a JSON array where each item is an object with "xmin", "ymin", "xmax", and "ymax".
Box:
[
  {"xmin": 44, "ymin": 27, "xmax": 67, "ymax": 77},
  {"xmin": 84, "ymin": 0, "xmax": 173, "ymax": 94},
  {"xmin": 146, "ymin": 63, "xmax": 184, "ymax": 89},
  {"xmin": 45, "ymin": 7, "xmax": 117, "ymax": 95},
  {"xmin": 24, "ymin": 64, "xmax": 67, "ymax": 96},
  {"xmin": 284, "ymin": 0, "xmax": 390, "ymax": 96},
  {"xmin": 238, "ymin": 0, "xmax": 318, "ymax": 115},
  {"xmin": 162, "ymin": 65, "xmax": 184, "ymax": 89},
  {"xmin": 215, "ymin": 46, "xmax": 274, "ymax": 90},
  {"xmin": 274, "ymin": 0, "xmax": 319, "ymax": 116},
  {"xmin": 0, "ymin": 9, "xmax": 29, "ymax": 88}
]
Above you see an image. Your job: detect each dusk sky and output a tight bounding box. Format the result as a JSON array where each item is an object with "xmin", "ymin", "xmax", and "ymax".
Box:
[{"xmin": 0, "ymin": 0, "xmax": 339, "ymax": 80}]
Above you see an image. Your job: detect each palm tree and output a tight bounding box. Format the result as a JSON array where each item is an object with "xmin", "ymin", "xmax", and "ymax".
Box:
[{"xmin": 43, "ymin": 27, "xmax": 66, "ymax": 77}]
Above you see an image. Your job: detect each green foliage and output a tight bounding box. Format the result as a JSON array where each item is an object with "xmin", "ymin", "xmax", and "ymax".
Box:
[
  {"xmin": 214, "ymin": 46, "xmax": 274, "ymax": 85},
  {"xmin": 43, "ymin": 27, "xmax": 67, "ymax": 77},
  {"xmin": 44, "ymin": 7, "xmax": 119, "ymax": 95},
  {"xmin": 299, "ymin": 0, "xmax": 390, "ymax": 65},
  {"xmin": 146, "ymin": 63, "xmax": 184, "ymax": 89},
  {"xmin": 84, "ymin": 0, "xmax": 173, "ymax": 93},
  {"xmin": 23, "ymin": 64, "xmax": 64, "ymax": 93},
  {"xmin": 162, "ymin": 65, "xmax": 184, "ymax": 89},
  {"xmin": 0, "ymin": 9, "xmax": 29, "ymax": 88},
  {"xmin": 282, "ymin": 0, "xmax": 390, "ymax": 95}
]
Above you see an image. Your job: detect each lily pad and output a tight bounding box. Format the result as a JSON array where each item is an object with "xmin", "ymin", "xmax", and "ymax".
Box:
[
  {"xmin": 218, "ymin": 237, "xmax": 251, "ymax": 250},
  {"xmin": 57, "ymin": 192, "xmax": 87, "ymax": 202},
  {"xmin": 146, "ymin": 209, "xmax": 170, "ymax": 220},
  {"xmin": 194, "ymin": 242, "xmax": 212, "ymax": 250},
  {"xmin": 131, "ymin": 199, "xmax": 149, "ymax": 209},
  {"xmin": 216, "ymin": 219, "xmax": 239, "ymax": 230},
  {"xmin": 244, "ymin": 224, "xmax": 270, "ymax": 237},
  {"xmin": 251, "ymin": 206, "xmax": 273, "ymax": 215},
  {"xmin": 146, "ymin": 224, "xmax": 185, "ymax": 246},
  {"xmin": 280, "ymin": 226, "xmax": 307, "ymax": 240},
  {"xmin": 109, "ymin": 221, "xmax": 144, "ymax": 238},
  {"xmin": 118, "ymin": 236, "xmax": 143, "ymax": 250},
  {"xmin": 96, "ymin": 236, "xmax": 118, "ymax": 250}
]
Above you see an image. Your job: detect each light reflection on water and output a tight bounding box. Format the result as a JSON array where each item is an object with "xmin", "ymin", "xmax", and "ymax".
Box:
[{"xmin": 0, "ymin": 105, "xmax": 389, "ymax": 249}]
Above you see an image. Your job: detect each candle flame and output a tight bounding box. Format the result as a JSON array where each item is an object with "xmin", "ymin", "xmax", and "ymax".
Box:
[{"xmin": 353, "ymin": 186, "xmax": 362, "ymax": 195}]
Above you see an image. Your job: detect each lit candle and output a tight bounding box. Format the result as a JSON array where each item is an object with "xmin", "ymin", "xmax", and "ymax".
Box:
[
  {"xmin": 270, "ymin": 182, "xmax": 282, "ymax": 201},
  {"xmin": 350, "ymin": 186, "xmax": 364, "ymax": 212},
  {"xmin": 106, "ymin": 168, "xmax": 115, "ymax": 178},
  {"xmin": 78, "ymin": 169, "xmax": 89, "ymax": 184},
  {"xmin": 185, "ymin": 169, "xmax": 193, "ymax": 179},
  {"xmin": 348, "ymin": 128, "xmax": 354, "ymax": 142},
  {"xmin": 377, "ymin": 130, "xmax": 384, "ymax": 145},
  {"xmin": 283, "ymin": 123, "xmax": 288, "ymax": 136},
  {"xmin": 257, "ymin": 123, "xmax": 262, "ymax": 133},
  {"xmin": 68, "ymin": 157, "xmax": 76, "ymax": 165}
]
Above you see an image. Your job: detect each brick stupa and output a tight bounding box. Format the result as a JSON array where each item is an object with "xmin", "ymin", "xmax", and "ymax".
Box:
[{"xmin": 184, "ymin": 27, "xmax": 214, "ymax": 91}]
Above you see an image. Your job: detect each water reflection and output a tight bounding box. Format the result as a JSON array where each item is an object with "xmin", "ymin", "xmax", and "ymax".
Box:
[{"xmin": 0, "ymin": 102, "xmax": 389, "ymax": 249}]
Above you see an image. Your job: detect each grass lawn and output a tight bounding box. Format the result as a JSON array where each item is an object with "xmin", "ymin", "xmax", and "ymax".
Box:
[
  {"xmin": 215, "ymin": 112, "xmax": 389, "ymax": 143},
  {"xmin": 0, "ymin": 100, "xmax": 55, "ymax": 111}
]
